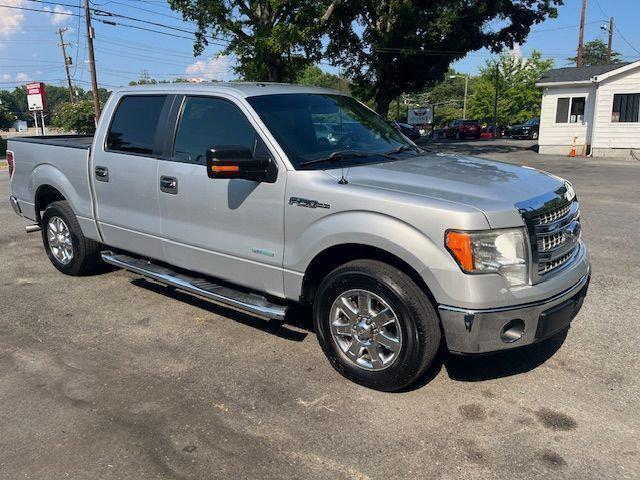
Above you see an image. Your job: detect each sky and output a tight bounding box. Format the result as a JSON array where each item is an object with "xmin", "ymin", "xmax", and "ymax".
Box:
[{"xmin": 0, "ymin": 0, "xmax": 639, "ymax": 92}]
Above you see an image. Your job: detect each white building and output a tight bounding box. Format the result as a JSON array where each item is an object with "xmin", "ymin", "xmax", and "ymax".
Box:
[{"xmin": 536, "ymin": 61, "xmax": 640, "ymax": 157}]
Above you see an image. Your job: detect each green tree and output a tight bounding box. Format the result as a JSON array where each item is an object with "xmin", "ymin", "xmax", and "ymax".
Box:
[
  {"xmin": 51, "ymin": 101, "xmax": 98, "ymax": 134},
  {"xmin": 467, "ymin": 51, "xmax": 554, "ymax": 128},
  {"xmin": 0, "ymin": 102, "xmax": 16, "ymax": 130},
  {"xmin": 568, "ymin": 39, "xmax": 621, "ymax": 66},
  {"xmin": 297, "ymin": 65, "xmax": 350, "ymax": 91},
  {"xmin": 325, "ymin": 0, "xmax": 561, "ymax": 117},
  {"xmin": 167, "ymin": 0, "xmax": 328, "ymax": 82}
]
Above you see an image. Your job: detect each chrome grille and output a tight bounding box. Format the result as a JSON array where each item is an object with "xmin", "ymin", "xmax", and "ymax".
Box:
[
  {"xmin": 539, "ymin": 251, "xmax": 574, "ymax": 275},
  {"xmin": 517, "ymin": 187, "xmax": 582, "ymax": 283},
  {"xmin": 535, "ymin": 203, "xmax": 571, "ymax": 225}
]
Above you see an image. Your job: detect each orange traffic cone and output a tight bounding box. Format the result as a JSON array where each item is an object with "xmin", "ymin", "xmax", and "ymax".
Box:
[{"xmin": 569, "ymin": 136, "xmax": 577, "ymax": 157}]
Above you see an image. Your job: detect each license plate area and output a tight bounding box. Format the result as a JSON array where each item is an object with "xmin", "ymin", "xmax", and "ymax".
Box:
[{"xmin": 535, "ymin": 280, "xmax": 589, "ymax": 339}]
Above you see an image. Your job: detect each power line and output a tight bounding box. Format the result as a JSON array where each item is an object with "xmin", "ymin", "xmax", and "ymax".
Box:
[{"xmin": 592, "ymin": 0, "xmax": 640, "ymax": 56}]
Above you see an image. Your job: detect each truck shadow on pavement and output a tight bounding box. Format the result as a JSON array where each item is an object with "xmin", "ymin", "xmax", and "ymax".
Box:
[
  {"xmin": 130, "ymin": 277, "xmax": 567, "ymax": 389},
  {"xmin": 401, "ymin": 330, "xmax": 568, "ymax": 391},
  {"xmin": 131, "ymin": 278, "xmax": 309, "ymax": 342}
]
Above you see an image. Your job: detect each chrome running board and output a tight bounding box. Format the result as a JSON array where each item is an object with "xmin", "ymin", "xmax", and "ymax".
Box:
[{"xmin": 101, "ymin": 252, "xmax": 287, "ymax": 321}]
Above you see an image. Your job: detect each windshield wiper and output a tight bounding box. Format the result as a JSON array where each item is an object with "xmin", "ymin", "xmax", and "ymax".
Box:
[
  {"xmin": 385, "ymin": 145, "xmax": 422, "ymax": 156},
  {"xmin": 299, "ymin": 150, "xmax": 371, "ymax": 167}
]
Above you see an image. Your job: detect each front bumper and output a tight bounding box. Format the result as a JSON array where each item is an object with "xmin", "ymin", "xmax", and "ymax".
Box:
[{"xmin": 438, "ymin": 271, "xmax": 590, "ymax": 354}]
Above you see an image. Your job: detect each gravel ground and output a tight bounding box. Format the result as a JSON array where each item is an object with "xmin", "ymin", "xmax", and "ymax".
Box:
[{"xmin": 0, "ymin": 140, "xmax": 638, "ymax": 479}]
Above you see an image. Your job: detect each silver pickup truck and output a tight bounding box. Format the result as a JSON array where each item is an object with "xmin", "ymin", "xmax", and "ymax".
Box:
[{"xmin": 7, "ymin": 83, "xmax": 590, "ymax": 391}]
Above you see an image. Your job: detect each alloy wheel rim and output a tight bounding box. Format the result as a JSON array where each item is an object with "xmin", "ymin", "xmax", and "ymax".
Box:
[
  {"xmin": 329, "ymin": 289, "xmax": 402, "ymax": 371},
  {"xmin": 47, "ymin": 216, "xmax": 73, "ymax": 265}
]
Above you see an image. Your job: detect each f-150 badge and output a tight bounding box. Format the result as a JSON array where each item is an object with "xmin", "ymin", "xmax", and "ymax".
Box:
[{"xmin": 289, "ymin": 197, "xmax": 330, "ymax": 209}]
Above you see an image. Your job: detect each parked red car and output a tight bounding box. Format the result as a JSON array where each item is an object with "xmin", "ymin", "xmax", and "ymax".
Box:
[{"xmin": 444, "ymin": 119, "xmax": 481, "ymax": 140}]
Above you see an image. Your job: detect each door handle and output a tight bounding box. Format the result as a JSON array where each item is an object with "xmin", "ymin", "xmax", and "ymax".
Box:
[
  {"xmin": 95, "ymin": 166, "xmax": 109, "ymax": 182},
  {"xmin": 160, "ymin": 176, "xmax": 178, "ymax": 194}
]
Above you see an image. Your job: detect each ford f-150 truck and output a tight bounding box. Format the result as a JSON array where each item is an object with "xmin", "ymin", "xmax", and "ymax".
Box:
[{"xmin": 7, "ymin": 83, "xmax": 590, "ymax": 391}]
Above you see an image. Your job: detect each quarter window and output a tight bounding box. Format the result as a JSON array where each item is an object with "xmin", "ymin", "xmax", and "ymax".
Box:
[
  {"xmin": 611, "ymin": 93, "xmax": 640, "ymax": 122},
  {"xmin": 556, "ymin": 97, "xmax": 585, "ymax": 124},
  {"xmin": 106, "ymin": 95, "xmax": 167, "ymax": 155},
  {"xmin": 173, "ymin": 97, "xmax": 257, "ymax": 164}
]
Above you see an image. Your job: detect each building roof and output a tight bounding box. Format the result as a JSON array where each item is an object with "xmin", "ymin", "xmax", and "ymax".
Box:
[
  {"xmin": 538, "ymin": 63, "xmax": 631, "ymax": 85},
  {"xmin": 114, "ymin": 82, "xmax": 344, "ymax": 98}
]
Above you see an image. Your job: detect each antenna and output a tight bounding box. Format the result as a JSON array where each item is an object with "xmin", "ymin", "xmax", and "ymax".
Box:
[{"xmin": 337, "ymin": 63, "xmax": 349, "ymax": 184}]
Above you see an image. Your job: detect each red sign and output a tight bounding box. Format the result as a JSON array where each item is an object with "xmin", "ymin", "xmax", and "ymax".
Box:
[{"xmin": 26, "ymin": 82, "xmax": 47, "ymax": 111}]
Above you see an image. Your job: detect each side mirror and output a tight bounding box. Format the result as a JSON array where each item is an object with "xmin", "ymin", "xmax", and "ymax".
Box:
[{"xmin": 206, "ymin": 145, "xmax": 270, "ymax": 182}]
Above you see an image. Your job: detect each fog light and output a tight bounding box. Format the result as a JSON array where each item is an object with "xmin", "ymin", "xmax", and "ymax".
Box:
[{"xmin": 501, "ymin": 319, "xmax": 525, "ymax": 343}]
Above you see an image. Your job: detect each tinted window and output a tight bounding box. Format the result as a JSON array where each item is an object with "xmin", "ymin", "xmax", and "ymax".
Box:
[
  {"xmin": 612, "ymin": 93, "xmax": 640, "ymax": 122},
  {"xmin": 173, "ymin": 97, "xmax": 257, "ymax": 164},
  {"xmin": 106, "ymin": 95, "xmax": 167, "ymax": 154},
  {"xmin": 556, "ymin": 98, "xmax": 570, "ymax": 123},
  {"xmin": 248, "ymin": 94, "xmax": 412, "ymax": 170}
]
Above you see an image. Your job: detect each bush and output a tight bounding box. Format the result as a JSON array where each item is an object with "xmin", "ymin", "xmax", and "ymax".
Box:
[{"xmin": 51, "ymin": 101, "xmax": 97, "ymax": 134}]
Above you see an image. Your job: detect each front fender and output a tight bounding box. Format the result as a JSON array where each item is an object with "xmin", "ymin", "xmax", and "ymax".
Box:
[{"xmin": 283, "ymin": 210, "xmax": 458, "ymax": 303}]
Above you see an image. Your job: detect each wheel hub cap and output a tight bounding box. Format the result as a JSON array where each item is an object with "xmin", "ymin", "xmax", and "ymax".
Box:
[
  {"xmin": 47, "ymin": 216, "xmax": 73, "ymax": 265},
  {"xmin": 329, "ymin": 289, "xmax": 402, "ymax": 371}
]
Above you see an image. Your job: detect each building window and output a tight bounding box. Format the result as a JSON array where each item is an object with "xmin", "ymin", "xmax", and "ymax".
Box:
[
  {"xmin": 612, "ymin": 93, "xmax": 640, "ymax": 123},
  {"xmin": 556, "ymin": 97, "xmax": 585, "ymax": 124}
]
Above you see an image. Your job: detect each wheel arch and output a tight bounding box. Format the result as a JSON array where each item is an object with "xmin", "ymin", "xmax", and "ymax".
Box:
[
  {"xmin": 300, "ymin": 243, "xmax": 438, "ymax": 309},
  {"xmin": 34, "ymin": 184, "xmax": 66, "ymax": 223}
]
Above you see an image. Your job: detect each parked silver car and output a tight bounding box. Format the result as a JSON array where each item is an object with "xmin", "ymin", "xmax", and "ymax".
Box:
[{"xmin": 7, "ymin": 83, "xmax": 590, "ymax": 391}]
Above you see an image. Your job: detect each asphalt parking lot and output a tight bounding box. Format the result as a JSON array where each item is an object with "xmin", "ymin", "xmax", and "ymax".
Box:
[{"xmin": 0, "ymin": 141, "xmax": 638, "ymax": 479}]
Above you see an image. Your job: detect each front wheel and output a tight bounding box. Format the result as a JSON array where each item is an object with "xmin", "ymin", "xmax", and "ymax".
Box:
[{"xmin": 313, "ymin": 260, "xmax": 441, "ymax": 391}]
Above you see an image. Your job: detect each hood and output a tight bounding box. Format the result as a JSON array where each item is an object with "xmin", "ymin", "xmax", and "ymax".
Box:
[{"xmin": 327, "ymin": 153, "xmax": 565, "ymax": 228}]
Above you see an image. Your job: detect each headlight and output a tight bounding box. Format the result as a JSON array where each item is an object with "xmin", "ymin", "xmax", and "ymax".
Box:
[{"xmin": 445, "ymin": 228, "xmax": 529, "ymax": 287}]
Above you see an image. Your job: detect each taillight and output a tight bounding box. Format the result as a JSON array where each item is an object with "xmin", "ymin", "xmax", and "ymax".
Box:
[{"xmin": 6, "ymin": 150, "xmax": 14, "ymax": 179}]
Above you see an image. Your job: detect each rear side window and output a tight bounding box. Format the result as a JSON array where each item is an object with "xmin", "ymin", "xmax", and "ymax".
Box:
[
  {"xmin": 106, "ymin": 95, "xmax": 167, "ymax": 155},
  {"xmin": 173, "ymin": 96, "xmax": 257, "ymax": 164}
]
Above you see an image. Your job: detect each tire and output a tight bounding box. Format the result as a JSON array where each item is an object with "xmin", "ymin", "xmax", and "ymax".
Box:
[
  {"xmin": 313, "ymin": 259, "xmax": 441, "ymax": 391},
  {"xmin": 41, "ymin": 200, "xmax": 102, "ymax": 275},
  {"xmin": 455, "ymin": 131, "xmax": 461, "ymax": 140}
]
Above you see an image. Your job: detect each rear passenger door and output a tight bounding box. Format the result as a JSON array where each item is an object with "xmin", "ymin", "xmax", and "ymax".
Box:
[
  {"xmin": 92, "ymin": 94, "xmax": 171, "ymax": 260},
  {"xmin": 157, "ymin": 95, "xmax": 286, "ymax": 297}
]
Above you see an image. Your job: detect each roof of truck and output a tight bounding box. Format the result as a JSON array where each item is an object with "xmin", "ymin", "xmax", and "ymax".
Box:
[{"xmin": 114, "ymin": 82, "xmax": 345, "ymax": 98}]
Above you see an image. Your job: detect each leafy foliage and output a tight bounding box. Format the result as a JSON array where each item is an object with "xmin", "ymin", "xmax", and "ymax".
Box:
[
  {"xmin": 568, "ymin": 39, "xmax": 621, "ymax": 66},
  {"xmin": 467, "ymin": 51, "xmax": 553, "ymax": 127},
  {"xmin": 51, "ymin": 101, "xmax": 98, "ymax": 134},
  {"xmin": 0, "ymin": 103, "xmax": 15, "ymax": 130},
  {"xmin": 325, "ymin": 0, "xmax": 561, "ymax": 116},
  {"xmin": 167, "ymin": 0, "xmax": 329, "ymax": 82},
  {"xmin": 297, "ymin": 65, "xmax": 350, "ymax": 91}
]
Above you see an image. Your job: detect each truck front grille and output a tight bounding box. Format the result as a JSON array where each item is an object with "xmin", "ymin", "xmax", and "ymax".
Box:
[{"xmin": 516, "ymin": 187, "xmax": 582, "ymax": 283}]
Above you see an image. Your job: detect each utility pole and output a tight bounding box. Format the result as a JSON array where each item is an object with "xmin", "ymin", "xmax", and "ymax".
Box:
[
  {"xmin": 493, "ymin": 63, "xmax": 499, "ymax": 138},
  {"xmin": 577, "ymin": 0, "xmax": 587, "ymax": 67},
  {"xmin": 607, "ymin": 17, "xmax": 614, "ymax": 63},
  {"xmin": 83, "ymin": 0, "xmax": 101, "ymax": 123},
  {"xmin": 56, "ymin": 28, "xmax": 75, "ymax": 103}
]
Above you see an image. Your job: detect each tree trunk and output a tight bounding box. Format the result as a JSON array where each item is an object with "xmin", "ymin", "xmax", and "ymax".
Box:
[{"xmin": 374, "ymin": 90, "xmax": 394, "ymax": 118}]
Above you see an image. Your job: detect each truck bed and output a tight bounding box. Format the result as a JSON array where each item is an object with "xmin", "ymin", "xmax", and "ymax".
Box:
[{"xmin": 8, "ymin": 135, "xmax": 94, "ymax": 150}]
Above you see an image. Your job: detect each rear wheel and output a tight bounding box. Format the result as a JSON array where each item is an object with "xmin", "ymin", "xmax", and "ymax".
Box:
[
  {"xmin": 313, "ymin": 260, "xmax": 441, "ymax": 391},
  {"xmin": 41, "ymin": 201, "xmax": 102, "ymax": 275},
  {"xmin": 531, "ymin": 130, "xmax": 539, "ymax": 140}
]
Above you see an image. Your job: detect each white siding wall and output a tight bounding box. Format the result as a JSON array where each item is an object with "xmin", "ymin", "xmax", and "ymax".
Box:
[
  {"xmin": 592, "ymin": 66, "xmax": 640, "ymax": 155},
  {"xmin": 538, "ymin": 85, "xmax": 595, "ymax": 155}
]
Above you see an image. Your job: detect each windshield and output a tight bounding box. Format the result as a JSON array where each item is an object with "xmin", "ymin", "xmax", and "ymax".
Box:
[
  {"xmin": 247, "ymin": 93, "xmax": 416, "ymax": 169},
  {"xmin": 524, "ymin": 118, "xmax": 539, "ymax": 125}
]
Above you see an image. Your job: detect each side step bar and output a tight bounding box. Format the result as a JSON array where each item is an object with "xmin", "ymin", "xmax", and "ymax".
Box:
[{"xmin": 101, "ymin": 252, "xmax": 287, "ymax": 321}]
